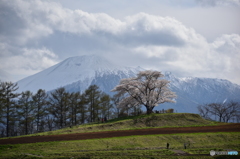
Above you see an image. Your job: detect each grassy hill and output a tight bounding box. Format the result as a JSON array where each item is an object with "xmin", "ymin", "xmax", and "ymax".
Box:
[
  {"xmin": 37, "ymin": 113, "xmax": 218, "ymax": 136},
  {"xmin": 1, "ymin": 113, "xmax": 239, "ymax": 159}
]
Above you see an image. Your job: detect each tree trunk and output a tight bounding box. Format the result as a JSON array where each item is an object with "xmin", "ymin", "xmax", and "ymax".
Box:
[
  {"xmin": 37, "ymin": 103, "xmax": 40, "ymax": 132},
  {"xmin": 74, "ymin": 107, "xmax": 77, "ymax": 125},
  {"xmin": 6, "ymin": 110, "xmax": 9, "ymax": 137},
  {"xmin": 146, "ymin": 106, "xmax": 154, "ymax": 114},
  {"xmin": 6, "ymin": 97, "xmax": 10, "ymax": 137}
]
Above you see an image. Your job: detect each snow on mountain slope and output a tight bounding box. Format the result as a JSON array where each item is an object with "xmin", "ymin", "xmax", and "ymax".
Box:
[
  {"xmin": 62, "ymin": 69, "xmax": 240, "ymax": 113},
  {"xmin": 160, "ymin": 72, "xmax": 240, "ymax": 113},
  {"xmin": 17, "ymin": 55, "xmax": 142, "ymax": 93},
  {"xmin": 17, "ymin": 55, "xmax": 240, "ymax": 113}
]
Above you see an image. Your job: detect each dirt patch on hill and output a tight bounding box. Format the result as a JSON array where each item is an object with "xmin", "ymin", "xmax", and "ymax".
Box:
[{"xmin": 0, "ymin": 123, "xmax": 239, "ymax": 145}]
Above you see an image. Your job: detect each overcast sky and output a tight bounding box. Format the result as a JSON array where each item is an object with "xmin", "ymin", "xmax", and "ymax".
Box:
[{"xmin": 0, "ymin": 0, "xmax": 240, "ymax": 84}]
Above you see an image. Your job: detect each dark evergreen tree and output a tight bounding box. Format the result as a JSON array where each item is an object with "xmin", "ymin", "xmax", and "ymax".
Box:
[
  {"xmin": 0, "ymin": 81, "xmax": 20, "ymax": 137},
  {"xmin": 46, "ymin": 115, "xmax": 54, "ymax": 131},
  {"xmin": 99, "ymin": 93, "xmax": 112, "ymax": 120},
  {"xmin": 32, "ymin": 89, "xmax": 48, "ymax": 132},
  {"xmin": 78, "ymin": 93, "xmax": 87, "ymax": 124},
  {"xmin": 48, "ymin": 87, "xmax": 69, "ymax": 128},
  {"xmin": 17, "ymin": 91, "xmax": 35, "ymax": 135},
  {"xmin": 0, "ymin": 81, "xmax": 4, "ymax": 121},
  {"xmin": 68, "ymin": 92, "xmax": 81, "ymax": 126},
  {"xmin": 84, "ymin": 85, "xmax": 102, "ymax": 122}
]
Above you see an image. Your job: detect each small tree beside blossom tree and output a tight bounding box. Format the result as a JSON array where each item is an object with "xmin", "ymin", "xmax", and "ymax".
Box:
[{"xmin": 111, "ymin": 70, "xmax": 177, "ymax": 114}]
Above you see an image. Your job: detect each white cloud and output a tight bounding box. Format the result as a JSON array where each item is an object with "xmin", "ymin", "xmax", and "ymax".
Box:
[
  {"xmin": 0, "ymin": 69, "xmax": 12, "ymax": 82},
  {"xmin": 1, "ymin": 0, "xmax": 203, "ymax": 46},
  {"xmin": 196, "ymin": 0, "xmax": 240, "ymax": 7},
  {"xmin": 0, "ymin": 0, "xmax": 239, "ymax": 84},
  {"xmin": 212, "ymin": 34, "xmax": 240, "ymax": 53},
  {"xmin": 131, "ymin": 33, "xmax": 240, "ymax": 84},
  {"xmin": 0, "ymin": 46, "xmax": 58, "ymax": 81},
  {"xmin": 21, "ymin": 48, "xmax": 58, "ymax": 70},
  {"xmin": 210, "ymin": 34, "xmax": 240, "ymax": 83},
  {"xmin": 0, "ymin": 0, "xmax": 53, "ymax": 45}
]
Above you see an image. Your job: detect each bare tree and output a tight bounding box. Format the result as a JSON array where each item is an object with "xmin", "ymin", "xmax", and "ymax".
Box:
[
  {"xmin": 198, "ymin": 102, "xmax": 240, "ymax": 122},
  {"xmin": 112, "ymin": 70, "xmax": 177, "ymax": 114},
  {"xmin": 222, "ymin": 101, "xmax": 240, "ymax": 122},
  {"xmin": 208, "ymin": 103, "xmax": 228, "ymax": 122},
  {"xmin": 197, "ymin": 104, "xmax": 211, "ymax": 120},
  {"xmin": 236, "ymin": 114, "xmax": 240, "ymax": 123}
]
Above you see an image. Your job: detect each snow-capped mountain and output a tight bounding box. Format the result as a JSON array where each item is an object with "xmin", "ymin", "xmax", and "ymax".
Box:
[
  {"xmin": 17, "ymin": 55, "xmax": 240, "ymax": 113},
  {"xmin": 17, "ymin": 55, "xmax": 143, "ymax": 93},
  {"xmin": 160, "ymin": 72, "xmax": 240, "ymax": 113}
]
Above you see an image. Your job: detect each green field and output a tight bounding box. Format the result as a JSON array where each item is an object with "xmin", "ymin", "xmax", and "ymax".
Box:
[
  {"xmin": 1, "ymin": 132, "xmax": 239, "ymax": 158},
  {"xmin": 0, "ymin": 113, "xmax": 239, "ymax": 159}
]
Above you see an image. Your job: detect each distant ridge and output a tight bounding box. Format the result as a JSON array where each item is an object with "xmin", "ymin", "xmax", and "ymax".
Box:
[
  {"xmin": 17, "ymin": 54, "xmax": 240, "ymax": 113},
  {"xmin": 17, "ymin": 54, "xmax": 143, "ymax": 93}
]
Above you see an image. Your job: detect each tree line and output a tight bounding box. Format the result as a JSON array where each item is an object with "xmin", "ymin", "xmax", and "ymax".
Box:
[
  {"xmin": 0, "ymin": 81, "xmax": 142, "ymax": 137},
  {"xmin": 0, "ymin": 70, "xmax": 176, "ymax": 136},
  {"xmin": 2, "ymin": 70, "xmax": 238, "ymax": 137},
  {"xmin": 198, "ymin": 102, "xmax": 240, "ymax": 123},
  {"xmin": 0, "ymin": 70, "xmax": 176, "ymax": 137}
]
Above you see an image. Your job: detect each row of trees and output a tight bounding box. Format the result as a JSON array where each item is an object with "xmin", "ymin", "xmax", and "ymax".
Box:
[
  {"xmin": 198, "ymin": 102, "xmax": 240, "ymax": 123},
  {"xmin": 0, "ymin": 79, "xmax": 155, "ymax": 137},
  {"xmin": 0, "ymin": 70, "xmax": 178, "ymax": 137},
  {"xmin": 0, "ymin": 82, "xmax": 122, "ymax": 137},
  {"xmin": 2, "ymin": 70, "xmax": 238, "ymax": 137}
]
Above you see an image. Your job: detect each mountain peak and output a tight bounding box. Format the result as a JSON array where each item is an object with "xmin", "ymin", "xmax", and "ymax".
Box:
[
  {"xmin": 60, "ymin": 54, "xmax": 122, "ymax": 72},
  {"xmin": 17, "ymin": 55, "xmax": 141, "ymax": 93},
  {"xmin": 16, "ymin": 55, "xmax": 240, "ymax": 114}
]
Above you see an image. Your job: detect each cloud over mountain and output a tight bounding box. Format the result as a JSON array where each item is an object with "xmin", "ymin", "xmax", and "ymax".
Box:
[{"xmin": 0, "ymin": 0, "xmax": 239, "ymax": 84}]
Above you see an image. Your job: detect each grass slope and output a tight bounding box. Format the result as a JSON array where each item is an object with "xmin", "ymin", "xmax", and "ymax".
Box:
[
  {"xmin": 35, "ymin": 113, "xmax": 218, "ymax": 136},
  {"xmin": 1, "ymin": 113, "xmax": 237, "ymax": 159},
  {"xmin": 1, "ymin": 132, "xmax": 239, "ymax": 158}
]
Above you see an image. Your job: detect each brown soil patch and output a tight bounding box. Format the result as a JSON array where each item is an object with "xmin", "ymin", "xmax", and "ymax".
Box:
[{"xmin": 0, "ymin": 123, "xmax": 239, "ymax": 145}]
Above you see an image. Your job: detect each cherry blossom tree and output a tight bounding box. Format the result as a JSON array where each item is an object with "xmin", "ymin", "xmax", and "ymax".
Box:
[{"xmin": 112, "ymin": 70, "xmax": 177, "ymax": 114}]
